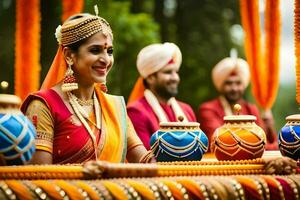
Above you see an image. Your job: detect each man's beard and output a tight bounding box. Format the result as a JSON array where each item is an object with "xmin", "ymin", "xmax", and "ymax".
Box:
[
  {"xmin": 224, "ymin": 91, "xmax": 243, "ymax": 104},
  {"xmin": 155, "ymin": 84, "xmax": 178, "ymax": 100}
]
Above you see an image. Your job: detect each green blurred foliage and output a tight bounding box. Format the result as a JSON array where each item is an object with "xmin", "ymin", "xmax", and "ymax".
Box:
[
  {"xmin": 272, "ymin": 84, "xmax": 298, "ymax": 131},
  {"xmin": 174, "ymin": 0, "xmax": 243, "ymax": 111},
  {"xmin": 85, "ymin": 0, "xmax": 160, "ymax": 95},
  {"xmin": 0, "ymin": 0, "xmax": 15, "ymax": 93}
]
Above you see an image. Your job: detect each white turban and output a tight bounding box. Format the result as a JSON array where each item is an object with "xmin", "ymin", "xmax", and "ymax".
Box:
[
  {"xmin": 136, "ymin": 42, "xmax": 182, "ymax": 78},
  {"xmin": 212, "ymin": 57, "xmax": 250, "ymax": 91}
]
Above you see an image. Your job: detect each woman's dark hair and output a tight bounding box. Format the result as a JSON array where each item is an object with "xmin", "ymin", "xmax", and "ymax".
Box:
[{"xmin": 66, "ymin": 38, "xmax": 88, "ymax": 52}]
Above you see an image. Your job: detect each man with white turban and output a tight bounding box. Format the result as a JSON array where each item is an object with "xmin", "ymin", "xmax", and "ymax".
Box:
[
  {"xmin": 127, "ymin": 43, "xmax": 196, "ymax": 150},
  {"xmin": 198, "ymin": 57, "xmax": 277, "ymax": 151}
]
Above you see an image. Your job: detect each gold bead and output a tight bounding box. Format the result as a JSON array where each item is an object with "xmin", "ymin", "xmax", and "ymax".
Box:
[{"xmin": 233, "ymin": 104, "xmax": 242, "ymax": 115}]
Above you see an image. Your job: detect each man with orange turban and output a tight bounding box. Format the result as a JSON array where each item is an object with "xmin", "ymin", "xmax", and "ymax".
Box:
[
  {"xmin": 198, "ymin": 57, "xmax": 277, "ymax": 151},
  {"xmin": 127, "ymin": 42, "xmax": 196, "ymax": 150}
]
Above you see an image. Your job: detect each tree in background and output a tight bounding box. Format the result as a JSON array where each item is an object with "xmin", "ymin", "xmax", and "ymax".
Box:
[{"xmin": 126, "ymin": 0, "xmax": 242, "ymax": 110}]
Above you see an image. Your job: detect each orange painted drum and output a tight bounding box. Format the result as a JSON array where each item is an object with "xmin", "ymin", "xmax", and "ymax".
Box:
[{"xmin": 211, "ymin": 114, "xmax": 266, "ymax": 161}]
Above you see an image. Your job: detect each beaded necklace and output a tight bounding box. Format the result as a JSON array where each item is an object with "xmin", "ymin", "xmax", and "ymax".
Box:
[
  {"xmin": 67, "ymin": 91, "xmax": 100, "ymax": 159},
  {"xmin": 73, "ymin": 96, "xmax": 94, "ymax": 106}
]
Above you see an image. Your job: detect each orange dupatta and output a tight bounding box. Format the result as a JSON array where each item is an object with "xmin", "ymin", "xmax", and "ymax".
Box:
[{"xmin": 95, "ymin": 85, "xmax": 127, "ymax": 162}]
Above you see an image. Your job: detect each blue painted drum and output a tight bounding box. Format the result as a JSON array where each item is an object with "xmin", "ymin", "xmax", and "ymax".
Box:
[
  {"xmin": 279, "ymin": 114, "xmax": 300, "ymax": 160},
  {"xmin": 0, "ymin": 94, "xmax": 36, "ymax": 165},
  {"xmin": 150, "ymin": 122, "xmax": 208, "ymax": 162}
]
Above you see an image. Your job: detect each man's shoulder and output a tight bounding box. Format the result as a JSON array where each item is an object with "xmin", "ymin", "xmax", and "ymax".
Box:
[
  {"xmin": 240, "ymin": 99, "xmax": 259, "ymax": 111},
  {"xmin": 199, "ymin": 98, "xmax": 220, "ymax": 110},
  {"xmin": 240, "ymin": 99, "xmax": 257, "ymax": 107},
  {"xmin": 176, "ymin": 99, "xmax": 193, "ymax": 109},
  {"xmin": 127, "ymin": 97, "xmax": 149, "ymax": 112}
]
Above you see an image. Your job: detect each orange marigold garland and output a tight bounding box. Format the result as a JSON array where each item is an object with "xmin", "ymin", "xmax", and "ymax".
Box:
[
  {"xmin": 264, "ymin": 0, "xmax": 281, "ymax": 109},
  {"xmin": 295, "ymin": 0, "xmax": 300, "ymax": 104},
  {"xmin": 15, "ymin": 0, "xmax": 40, "ymax": 100},
  {"xmin": 240, "ymin": 0, "xmax": 281, "ymax": 110},
  {"xmin": 239, "ymin": 0, "xmax": 265, "ymax": 108},
  {"xmin": 62, "ymin": 0, "xmax": 84, "ymax": 22}
]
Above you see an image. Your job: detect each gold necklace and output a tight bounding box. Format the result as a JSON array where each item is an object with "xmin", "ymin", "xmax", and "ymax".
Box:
[
  {"xmin": 68, "ymin": 91, "xmax": 101, "ymax": 159},
  {"xmin": 69, "ymin": 92, "xmax": 100, "ymax": 129},
  {"xmin": 73, "ymin": 96, "xmax": 94, "ymax": 106}
]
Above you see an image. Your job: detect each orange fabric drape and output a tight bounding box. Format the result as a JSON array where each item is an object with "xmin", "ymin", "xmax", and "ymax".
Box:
[
  {"xmin": 62, "ymin": 0, "xmax": 84, "ymax": 22},
  {"xmin": 127, "ymin": 77, "xmax": 145, "ymax": 104},
  {"xmin": 40, "ymin": 46, "xmax": 67, "ymax": 90},
  {"xmin": 41, "ymin": 0, "xmax": 84, "ymax": 89},
  {"xmin": 240, "ymin": 0, "xmax": 281, "ymax": 110},
  {"xmin": 15, "ymin": 0, "xmax": 41, "ymax": 100},
  {"xmin": 295, "ymin": 0, "xmax": 300, "ymax": 104}
]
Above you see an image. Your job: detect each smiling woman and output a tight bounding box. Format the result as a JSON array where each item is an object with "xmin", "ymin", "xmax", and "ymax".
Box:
[{"xmin": 20, "ymin": 13, "xmax": 153, "ymax": 164}]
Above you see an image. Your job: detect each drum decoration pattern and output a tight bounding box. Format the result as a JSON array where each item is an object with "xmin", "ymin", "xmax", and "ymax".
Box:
[
  {"xmin": 150, "ymin": 121, "xmax": 208, "ymax": 162},
  {"xmin": 278, "ymin": 114, "xmax": 300, "ymax": 160},
  {"xmin": 211, "ymin": 104, "xmax": 266, "ymax": 161},
  {"xmin": 0, "ymin": 94, "xmax": 36, "ymax": 165}
]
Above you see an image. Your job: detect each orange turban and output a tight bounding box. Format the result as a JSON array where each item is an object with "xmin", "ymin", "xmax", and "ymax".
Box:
[{"xmin": 212, "ymin": 57, "xmax": 250, "ymax": 91}]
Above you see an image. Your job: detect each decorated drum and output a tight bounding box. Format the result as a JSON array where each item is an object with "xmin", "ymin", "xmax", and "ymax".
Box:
[
  {"xmin": 0, "ymin": 94, "xmax": 36, "ymax": 165},
  {"xmin": 211, "ymin": 106, "xmax": 266, "ymax": 161},
  {"xmin": 278, "ymin": 114, "xmax": 300, "ymax": 160},
  {"xmin": 150, "ymin": 121, "xmax": 208, "ymax": 162}
]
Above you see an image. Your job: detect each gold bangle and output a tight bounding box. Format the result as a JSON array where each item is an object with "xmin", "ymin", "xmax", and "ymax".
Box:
[
  {"xmin": 102, "ymin": 180, "xmax": 130, "ymax": 200},
  {"xmin": 155, "ymin": 180, "xmax": 174, "ymax": 200},
  {"xmin": 287, "ymin": 175, "xmax": 300, "ymax": 193},
  {"xmin": 251, "ymin": 176, "xmax": 270, "ymax": 200},
  {"xmin": 68, "ymin": 181, "xmax": 90, "ymax": 200},
  {"xmin": 51, "ymin": 181, "xmax": 70, "ymax": 200},
  {"xmin": 193, "ymin": 179, "xmax": 210, "ymax": 200},
  {"xmin": 205, "ymin": 178, "xmax": 228, "ymax": 200},
  {"xmin": 194, "ymin": 178, "xmax": 218, "ymax": 200},
  {"xmin": 216, "ymin": 177, "xmax": 240, "ymax": 200},
  {"xmin": 261, "ymin": 175, "xmax": 285, "ymax": 200},
  {"xmin": 125, "ymin": 179, "xmax": 156, "ymax": 200},
  {"xmin": 235, "ymin": 176, "xmax": 264, "ymax": 200},
  {"xmin": 88, "ymin": 181, "xmax": 113, "ymax": 200},
  {"xmin": 74, "ymin": 181, "xmax": 101, "ymax": 200},
  {"xmin": 140, "ymin": 179, "xmax": 162, "ymax": 200},
  {"xmin": 281, "ymin": 176, "xmax": 299, "ymax": 200},
  {"xmin": 32, "ymin": 180, "xmax": 66, "ymax": 200},
  {"xmin": 231, "ymin": 179, "xmax": 246, "ymax": 200},
  {"xmin": 0, "ymin": 181, "xmax": 17, "ymax": 200},
  {"xmin": 23, "ymin": 180, "xmax": 49, "ymax": 200},
  {"xmin": 117, "ymin": 180, "xmax": 142, "ymax": 200},
  {"xmin": 161, "ymin": 179, "xmax": 189, "ymax": 200},
  {"xmin": 5, "ymin": 180, "xmax": 34, "ymax": 200},
  {"xmin": 174, "ymin": 181, "xmax": 189, "ymax": 200}
]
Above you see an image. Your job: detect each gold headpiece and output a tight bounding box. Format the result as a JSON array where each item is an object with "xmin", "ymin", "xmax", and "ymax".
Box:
[{"xmin": 55, "ymin": 13, "xmax": 113, "ymax": 46}]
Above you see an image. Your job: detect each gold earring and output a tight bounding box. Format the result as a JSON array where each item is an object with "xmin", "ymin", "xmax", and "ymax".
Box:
[
  {"xmin": 61, "ymin": 62, "xmax": 78, "ymax": 92},
  {"xmin": 99, "ymin": 82, "xmax": 108, "ymax": 93}
]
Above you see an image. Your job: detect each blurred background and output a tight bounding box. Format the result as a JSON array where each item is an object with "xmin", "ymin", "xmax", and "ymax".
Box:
[{"xmin": 0, "ymin": 0, "xmax": 297, "ymax": 130}]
